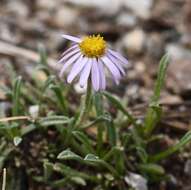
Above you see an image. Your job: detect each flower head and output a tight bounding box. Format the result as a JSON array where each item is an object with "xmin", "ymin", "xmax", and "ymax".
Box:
[{"xmin": 58, "ymin": 34, "xmax": 128, "ymax": 91}]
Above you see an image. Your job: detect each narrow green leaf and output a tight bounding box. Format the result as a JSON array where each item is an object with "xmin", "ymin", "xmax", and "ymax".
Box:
[
  {"xmin": 42, "ymin": 75, "xmax": 56, "ymax": 91},
  {"xmin": 84, "ymin": 154, "xmax": 120, "ymax": 177},
  {"xmin": 122, "ymin": 133, "xmax": 132, "ymax": 148},
  {"xmin": 139, "ymin": 163, "xmax": 165, "ymax": 175},
  {"xmin": 103, "ymin": 92, "xmax": 146, "ymax": 161},
  {"xmin": 54, "ymin": 163, "xmax": 97, "ymax": 182},
  {"xmin": 136, "ymin": 146, "xmax": 148, "ymax": 164},
  {"xmin": 51, "ymin": 178, "xmax": 69, "ymax": 187},
  {"xmin": 144, "ymin": 54, "xmax": 170, "ymax": 136},
  {"xmin": 43, "ymin": 161, "xmax": 54, "ymax": 181},
  {"xmin": 152, "ymin": 54, "xmax": 170, "ymax": 103},
  {"xmin": 39, "ymin": 115, "xmax": 71, "ymax": 126},
  {"xmin": 102, "ymin": 91, "xmax": 138, "ymax": 127},
  {"xmin": 57, "ymin": 149, "xmax": 82, "ymax": 160},
  {"xmin": 84, "ymin": 154, "xmax": 99, "ymax": 162},
  {"xmin": 103, "ymin": 146, "xmax": 123, "ymax": 161},
  {"xmin": 71, "ymin": 177, "xmax": 86, "ymax": 186},
  {"xmin": 0, "ymin": 146, "xmax": 13, "ymax": 170},
  {"xmin": 115, "ymin": 151, "xmax": 125, "ymax": 175},
  {"xmin": 21, "ymin": 124, "xmax": 36, "ymax": 136},
  {"xmin": 12, "ymin": 76, "xmax": 22, "ymax": 116},
  {"xmin": 49, "ymin": 84, "xmax": 68, "ymax": 114},
  {"xmin": 37, "ymin": 44, "xmax": 50, "ymax": 75},
  {"xmin": 94, "ymin": 92, "xmax": 104, "ymax": 115},
  {"xmin": 72, "ymin": 131, "xmax": 94, "ymax": 153},
  {"xmin": 81, "ymin": 115, "xmax": 111, "ymax": 129},
  {"xmin": 106, "ymin": 117, "xmax": 117, "ymax": 146},
  {"xmin": 150, "ymin": 130, "xmax": 191, "ymax": 162},
  {"xmin": 0, "ymin": 86, "xmax": 12, "ymax": 101}
]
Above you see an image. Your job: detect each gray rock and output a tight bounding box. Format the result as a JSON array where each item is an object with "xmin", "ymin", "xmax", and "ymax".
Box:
[
  {"xmin": 6, "ymin": 1, "xmax": 29, "ymax": 17},
  {"xmin": 47, "ymin": 31, "xmax": 64, "ymax": 51},
  {"xmin": 123, "ymin": 0, "xmax": 153, "ymax": 19},
  {"xmin": 122, "ymin": 29, "xmax": 147, "ymax": 54},
  {"xmin": 184, "ymin": 160, "xmax": 191, "ymax": 176},
  {"xmin": 0, "ymin": 102, "xmax": 11, "ymax": 117},
  {"xmin": 146, "ymin": 33, "xmax": 165, "ymax": 59},
  {"xmin": 36, "ymin": 0, "xmax": 57, "ymax": 10},
  {"xmin": 0, "ymin": 22, "xmax": 18, "ymax": 43},
  {"xmin": 116, "ymin": 13, "xmax": 137, "ymax": 28},
  {"xmin": 64, "ymin": 0, "xmax": 123, "ymax": 15},
  {"xmin": 167, "ymin": 58, "xmax": 191, "ymax": 94},
  {"xmin": 53, "ymin": 6, "xmax": 79, "ymax": 28},
  {"xmin": 125, "ymin": 172, "xmax": 148, "ymax": 190},
  {"xmin": 181, "ymin": 34, "xmax": 191, "ymax": 49},
  {"xmin": 166, "ymin": 44, "xmax": 191, "ymax": 61}
]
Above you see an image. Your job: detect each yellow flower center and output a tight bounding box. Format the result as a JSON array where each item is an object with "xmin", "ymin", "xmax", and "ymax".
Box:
[{"xmin": 79, "ymin": 34, "xmax": 106, "ymax": 58}]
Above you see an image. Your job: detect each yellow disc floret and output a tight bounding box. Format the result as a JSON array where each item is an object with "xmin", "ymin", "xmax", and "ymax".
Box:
[{"xmin": 79, "ymin": 34, "xmax": 106, "ymax": 58}]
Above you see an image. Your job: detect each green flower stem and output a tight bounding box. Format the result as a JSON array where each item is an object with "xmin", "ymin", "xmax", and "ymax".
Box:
[
  {"xmin": 103, "ymin": 147, "xmax": 122, "ymax": 161},
  {"xmin": 99, "ymin": 160, "xmax": 120, "ymax": 178},
  {"xmin": 94, "ymin": 92, "xmax": 104, "ymax": 155},
  {"xmin": 75, "ymin": 80, "xmax": 92, "ymax": 127}
]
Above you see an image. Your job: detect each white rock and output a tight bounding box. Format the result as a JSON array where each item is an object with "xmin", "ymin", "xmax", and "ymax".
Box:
[
  {"xmin": 74, "ymin": 83, "xmax": 87, "ymax": 94},
  {"xmin": 125, "ymin": 172, "xmax": 148, "ymax": 190},
  {"xmin": 54, "ymin": 6, "xmax": 79, "ymax": 28},
  {"xmin": 64, "ymin": 0, "xmax": 123, "ymax": 15},
  {"xmin": 7, "ymin": 1, "xmax": 29, "ymax": 17},
  {"xmin": 116, "ymin": 13, "xmax": 137, "ymax": 28},
  {"xmin": 29, "ymin": 105, "xmax": 39, "ymax": 119},
  {"xmin": 36, "ymin": 0, "xmax": 57, "ymax": 10},
  {"xmin": 122, "ymin": 29, "xmax": 146, "ymax": 54},
  {"xmin": 166, "ymin": 43, "xmax": 191, "ymax": 61},
  {"xmin": 184, "ymin": 160, "xmax": 191, "ymax": 176},
  {"xmin": 123, "ymin": 0, "xmax": 153, "ymax": 19}
]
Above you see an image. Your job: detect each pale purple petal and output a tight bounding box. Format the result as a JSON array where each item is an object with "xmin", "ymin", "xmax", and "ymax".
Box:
[
  {"xmin": 58, "ymin": 48, "xmax": 80, "ymax": 64},
  {"xmin": 97, "ymin": 60, "xmax": 106, "ymax": 90},
  {"xmin": 61, "ymin": 44, "xmax": 78, "ymax": 57},
  {"xmin": 79, "ymin": 59, "xmax": 92, "ymax": 87},
  {"xmin": 62, "ymin": 34, "xmax": 82, "ymax": 43},
  {"xmin": 59, "ymin": 52, "xmax": 82, "ymax": 77},
  {"xmin": 101, "ymin": 56, "xmax": 121, "ymax": 84},
  {"xmin": 91, "ymin": 59, "xmax": 100, "ymax": 91},
  {"xmin": 67, "ymin": 56, "xmax": 88, "ymax": 83},
  {"xmin": 106, "ymin": 53, "xmax": 125, "ymax": 76},
  {"xmin": 108, "ymin": 49, "xmax": 128, "ymax": 65}
]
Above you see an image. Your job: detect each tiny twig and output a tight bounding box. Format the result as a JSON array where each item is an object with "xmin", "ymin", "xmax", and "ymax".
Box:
[
  {"xmin": 2, "ymin": 168, "xmax": 6, "ymax": 190},
  {"xmin": 0, "ymin": 116, "xmax": 31, "ymax": 122},
  {"xmin": 0, "ymin": 40, "xmax": 57, "ymax": 70}
]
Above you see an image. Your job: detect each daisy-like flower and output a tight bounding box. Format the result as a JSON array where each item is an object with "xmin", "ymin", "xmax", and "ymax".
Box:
[{"xmin": 58, "ymin": 34, "xmax": 128, "ymax": 91}]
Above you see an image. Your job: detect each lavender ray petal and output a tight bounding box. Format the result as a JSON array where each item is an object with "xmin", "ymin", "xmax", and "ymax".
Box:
[
  {"xmin": 62, "ymin": 34, "xmax": 82, "ymax": 43},
  {"xmin": 79, "ymin": 59, "xmax": 92, "ymax": 87},
  {"xmin": 108, "ymin": 49, "xmax": 128, "ymax": 65},
  {"xmin": 59, "ymin": 52, "xmax": 82, "ymax": 78},
  {"xmin": 101, "ymin": 56, "xmax": 121, "ymax": 84},
  {"xmin": 91, "ymin": 58, "xmax": 100, "ymax": 91},
  {"xmin": 106, "ymin": 53, "xmax": 125, "ymax": 76},
  {"xmin": 61, "ymin": 44, "xmax": 78, "ymax": 57},
  {"xmin": 97, "ymin": 60, "xmax": 106, "ymax": 90},
  {"xmin": 67, "ymin": 56, "xmax": 88, "ymax": 83},
  {"xmin": 58, "ymin": 48, "xmax": 80, "ymax": 64}
]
